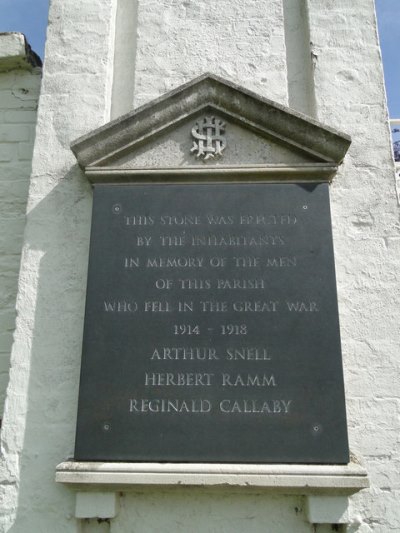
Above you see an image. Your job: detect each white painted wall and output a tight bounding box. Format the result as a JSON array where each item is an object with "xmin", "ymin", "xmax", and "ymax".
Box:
[
  {"xmin": 308, "ymin": 1, "xmax": 400, "ymax": 530},
  {"xmin": 132, "ymin": 0, "xmax": 289, "ymax": 107},
  {"xmin": 0, "ymin": 36, "xmax": 41, "ymax": 417},
  {"xmin": 0, "ymin": 1, "xmax": 399, "ymax": 532},
  {"xmin": 0, "ymin": 1, "xmax": 117, "ymax": 529}
]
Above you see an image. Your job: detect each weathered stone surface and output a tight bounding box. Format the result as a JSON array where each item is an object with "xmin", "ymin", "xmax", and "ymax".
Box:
[
  {"xmin": 94, "ymin": 114, "xmax": 318, "ymax": 169},
  {"xmin": 71, "ymin": 74, "xmax": 351, "ymax": 170},
  {"xmin": 0, "ymin": 33, "xmax": 42, "ymax": 73}
]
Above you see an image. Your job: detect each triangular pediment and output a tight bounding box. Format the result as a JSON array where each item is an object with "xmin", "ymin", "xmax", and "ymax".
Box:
[{"xmin": 71, "ymin": 74, "xmax": 351, "ymax": 179}]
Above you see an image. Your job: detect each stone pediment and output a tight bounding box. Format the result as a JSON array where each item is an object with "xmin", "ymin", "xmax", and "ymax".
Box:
[{"xmin": 71, "ymin": 73, "xmax": 351, "ymax": 182}]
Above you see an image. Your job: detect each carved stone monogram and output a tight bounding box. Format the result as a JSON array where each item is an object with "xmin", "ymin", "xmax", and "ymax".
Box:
[{"xmin": 191, "ymin": 116, "xmax": 226, "ymax": 159}]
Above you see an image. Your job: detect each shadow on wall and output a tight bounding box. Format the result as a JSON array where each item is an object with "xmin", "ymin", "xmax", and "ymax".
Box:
[
  {"xmin": 0, "ymin": 62, "xmax": 41, "ymax": 419},
  {"xmin": 4, "ymin": 163, "xmax": 91, "ymax": 532}
]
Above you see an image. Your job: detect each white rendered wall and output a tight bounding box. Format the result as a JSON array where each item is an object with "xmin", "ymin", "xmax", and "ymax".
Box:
[
  {"xmin": 0, "ymin": 54, "xmax": 41, "ymax": 416},
  {"xmin": 282, "ymin": 0, "xmax": 316, "ymax": 117},
  {"xmin": 0, "ymin": 1, "xmax": 399, "ymax": 532},
  {"xmin": 308, "ymin": 1, "xmax": 400, "ymax": 531},
  {"xmin": 0, "ymin": 0, "xmax": 117, "ymax": 530},
  {"xmin": 132, "ymin": 0, "xmax": 289, "ymax": 108}
]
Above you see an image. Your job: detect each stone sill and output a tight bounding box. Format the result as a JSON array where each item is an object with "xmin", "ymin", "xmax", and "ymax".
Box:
[
  {"xmin": 85, "ymin": 164, "xmax": 339, "ymax": 184},
  {"xmin": 56, "ymin": 460, "xmax": 368, "ymax": 494}
]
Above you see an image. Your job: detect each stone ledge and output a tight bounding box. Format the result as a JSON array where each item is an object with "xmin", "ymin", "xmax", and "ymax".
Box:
[
  {"xmin": 56, "ymin": 460, "xmax": 368, "ymax": 494},
  {"xmin": 0, "ymin": 33, "xmax": 42, "ymax": 72},
  {"xmin": 85, "ymin": 163, "xmax": 339, "ymax": 183}
]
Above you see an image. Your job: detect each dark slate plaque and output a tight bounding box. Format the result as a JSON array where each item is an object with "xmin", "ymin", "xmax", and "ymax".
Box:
[{"xmin": 74, "ymin": 183, "xmax": 349, "ymax": 463}]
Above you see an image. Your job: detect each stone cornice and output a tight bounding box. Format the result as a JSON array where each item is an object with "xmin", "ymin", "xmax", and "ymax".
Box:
[{"xmin": 71, "ymin": 74, "xmax": 351, "ymax": 170}]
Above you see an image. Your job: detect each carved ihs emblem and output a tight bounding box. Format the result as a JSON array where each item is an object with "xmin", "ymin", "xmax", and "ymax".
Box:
[{"xmin": 191, "ymin": 116, "xmax": 226, "ymax": 160}]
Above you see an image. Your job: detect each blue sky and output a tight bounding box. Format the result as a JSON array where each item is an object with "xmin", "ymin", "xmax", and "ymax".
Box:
[{"xmin": 1, "ymin": 0, "xmax": 399, "ymax": 117}]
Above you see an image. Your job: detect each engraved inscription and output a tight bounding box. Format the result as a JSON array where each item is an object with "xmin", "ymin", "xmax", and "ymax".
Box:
[{"xmin": 75, "ymin": 184, "xmax": 349, "ymax": 464}]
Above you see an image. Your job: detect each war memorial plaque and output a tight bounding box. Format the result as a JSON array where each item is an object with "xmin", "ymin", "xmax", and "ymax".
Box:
[{"xmin": 74, "ymin": 182, "xmax": 349, "ymax": 463}]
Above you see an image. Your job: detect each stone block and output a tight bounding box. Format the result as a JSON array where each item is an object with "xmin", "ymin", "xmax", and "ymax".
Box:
[
  {"xmin": 0, "ymin": 33, "xmax": 26, "ymax": 72},
  {"xmin": 306, "ymin": 495, "xmax": 349, "ymax": 524},
  {"xmin": 0, "ymin": 124, "xmax": 30, "ymax": 143},
  {"xmin": 0, "ymin": 309, "xmax": 17, "ymax": 331},
  {"xmin": 0, "ymin": 354, "xmax": 10, "ymax": 373},
  {"xmin": 0, "ymin": 143, "xmax": 17, "ymax": 162},
  {"xmin": 17, "ymin": 142, "xmax": 34, "ymax": 161},
  {"xmin": 0, "ymin": 332, "xmax": 14, "ymax": 352},
  {"xmin": 75, "ymin": 492, "xmax": 119, "ymax": 519},
  {"xmin": 4, "ymin": 110, "xmax": 38, "ymax": 124},
  {"xmin": 0, "ymin": 227, "xmax": 26, "ymax": 256},
  {"xmin": 0, "ymin": 160, "xmax": 32, "ymax": 179},
  {"xmin": 0, "ymin": 90, "xmax": 37, "ymax": 110},
  {"xmin": 0, "ymin": 33, "xmax": 41, "ymax": 73},
  {"xmin": 0, "ymin": 178, "xmax": 29, "ymax": 202}
]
